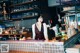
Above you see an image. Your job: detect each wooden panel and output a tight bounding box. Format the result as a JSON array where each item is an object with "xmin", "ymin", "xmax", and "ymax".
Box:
[{"xmin": 9, "ymin": 50, "xmax": 41, "ymax": 53}]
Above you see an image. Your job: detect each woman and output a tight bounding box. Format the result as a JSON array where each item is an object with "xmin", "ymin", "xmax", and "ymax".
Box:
[{"xmin": 32, "ymin": 16, "xmax": 48, "ymax": 41}]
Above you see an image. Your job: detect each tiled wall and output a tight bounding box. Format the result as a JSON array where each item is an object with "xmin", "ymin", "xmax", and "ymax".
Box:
[{"xmin": 0, "ymin": 41, "xmax": 64, "ymax": 53}]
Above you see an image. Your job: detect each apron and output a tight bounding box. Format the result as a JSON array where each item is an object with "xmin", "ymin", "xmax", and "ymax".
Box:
[{"xmin": 35, "ymin": 24, "xmax": 45, "ymax": 40}]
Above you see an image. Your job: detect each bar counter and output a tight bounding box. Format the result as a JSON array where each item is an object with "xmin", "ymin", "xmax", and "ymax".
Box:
[{"xmin": 0, "ymin": 40, "xmax": 64, "ymax": 53}]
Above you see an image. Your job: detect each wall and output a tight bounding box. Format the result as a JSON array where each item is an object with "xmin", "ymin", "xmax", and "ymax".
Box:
[
  {"xmin": 5, "ymin": 19, "xmax": 36, "ymax": 29},
  {"xmin": 13, "ymin": 19, "xmax": 36, "ymax": 29},
  {"xmin": 48, "ymin": 0, "xmax": 60, "ymax": 7}
]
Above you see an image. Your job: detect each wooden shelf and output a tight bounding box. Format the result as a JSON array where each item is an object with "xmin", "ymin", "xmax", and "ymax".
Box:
[
  {"xmin": 11, "ymin": 8, "xmax": 34, "ymax": 14},
  {"xmin": 10, "ymin": 1, "xmax": 34, "ymax": 7}
]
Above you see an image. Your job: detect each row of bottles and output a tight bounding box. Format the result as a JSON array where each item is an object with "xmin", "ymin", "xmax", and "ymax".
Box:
[
  {"xmin": 0, "ymin": 0, "xmax": 39, "ymax": 20},
  {"xmin": 10, "ymin": 0, "xmax": 39, "ymax": 19},
  {"xmin": 11, "ymin": 4, "xmax": 38, "ymax": 13},
  {"xmin": 11, "ymin": 4, "xmax": 35, "ymax": 13},
  {"xmin": 11, "ymin": 12, "xmax": 38, "ymax": 18},
  {"xmin": 11, "ymin": 0, "xmax": 34, "ymax": 5}
]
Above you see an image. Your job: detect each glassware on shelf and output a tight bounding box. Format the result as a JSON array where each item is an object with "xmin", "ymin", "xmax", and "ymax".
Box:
[
  {"xmin": 29, "ymin": 4, "xmax": 33, "ymax": 9},
  {"xmin": 10, "ymin": 0, "xmax": 39, "ymax": 20},
  {"xmin": 34, "ymin": 13, "xmax": 38, "ymax": 16},
  {"xmin": 32, "ymin": 13, "xmax": 35, "ymax": 16},
  {"xmin": 14, "ymin": 36, "xmax": 17, "ymax": 40},
  {"xmin": 33, "ymin": 5, "xmax": 38, "ymax": 8}
]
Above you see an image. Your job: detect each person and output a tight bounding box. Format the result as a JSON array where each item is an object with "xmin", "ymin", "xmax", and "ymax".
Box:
[
  {"xmin": 61, "ymin": 17, "xmax": 66, "ymax": 31},
  {"xmin": 67, "ymin": 19, "xmax": 76, "ymax": 38},
  {"xmin": 49, "ymin": 25, "xmax": 58, "ymax": 37},
  {"xmin": 32, "ymin": 16, "xmax": 48, "ymax": 41}
]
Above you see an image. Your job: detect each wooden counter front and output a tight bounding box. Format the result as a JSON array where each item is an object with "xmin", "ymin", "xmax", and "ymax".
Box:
[{"xmin": 9, "ymin": 50, "xmax": 40, "ymax": 53}]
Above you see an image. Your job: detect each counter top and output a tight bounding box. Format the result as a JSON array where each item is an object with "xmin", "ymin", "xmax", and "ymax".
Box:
[
  {"xmin": 0, "ymin": 40, "xmax": 64, "ymax": 43},
  {"xmin": 0, "ymin": 34, "xmax": 26, "ymax": 35},
  {"xmin": 0, "ymin": 39, "xmax": 64, "ymax": 43}
]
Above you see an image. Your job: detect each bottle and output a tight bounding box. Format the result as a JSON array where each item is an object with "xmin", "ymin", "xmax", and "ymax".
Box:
[{"xmin": 14, "ymin": 36, "xmax": 17, "ymax": 40}]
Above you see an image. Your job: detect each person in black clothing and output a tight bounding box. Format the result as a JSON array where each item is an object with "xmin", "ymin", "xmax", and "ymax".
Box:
[{"xmin": 32, "ymin": 16, "xmax": 48, "ymax": 41}]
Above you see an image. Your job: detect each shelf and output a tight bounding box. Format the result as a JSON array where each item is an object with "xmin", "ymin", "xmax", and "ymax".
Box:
[
  {"xmin": 11, "ymin": 8, "xmax": 34, "ymax": 14},
  {"xmin": 0, "ymin": 0, "xmax": 40, "ymax": 21},
  {"xmin": 11, "ymin": 15, "xmax": 38, "ymax": 21},
  {"xmin": 62, "ymin": 10, "xmax": 80, "ymax": 14},
  {"xmin": 0, "ymin": 8, "xmax": 37, "ymax": 15},
  {"xmin": 56, "ymin": 0, "xmax": 80, "ymax": 7},
  {"xmin": 62, "ymin": 1, "xmax": 80, "ymax": 6},
  {"xmin": 0, "ymin": 15, "xmax": 38, "ymax": 22},
  {"xmin": 10, "ymin": 1, "xmax": 34, "ymax": 7}
]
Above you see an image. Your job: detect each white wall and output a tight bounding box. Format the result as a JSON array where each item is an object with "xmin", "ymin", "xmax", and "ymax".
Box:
[
  {"xmin": 48, "ymin": 0, "xmax": 60, "ymax": 7},
  {"xmin": 48, "ymin": 0, "xmax": 73, "ymax": 7}
]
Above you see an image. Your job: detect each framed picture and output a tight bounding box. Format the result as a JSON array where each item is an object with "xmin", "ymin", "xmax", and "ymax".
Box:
[{"xmin": 1, "ymin": 44, "xmax": 9, "ymax": 52}]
